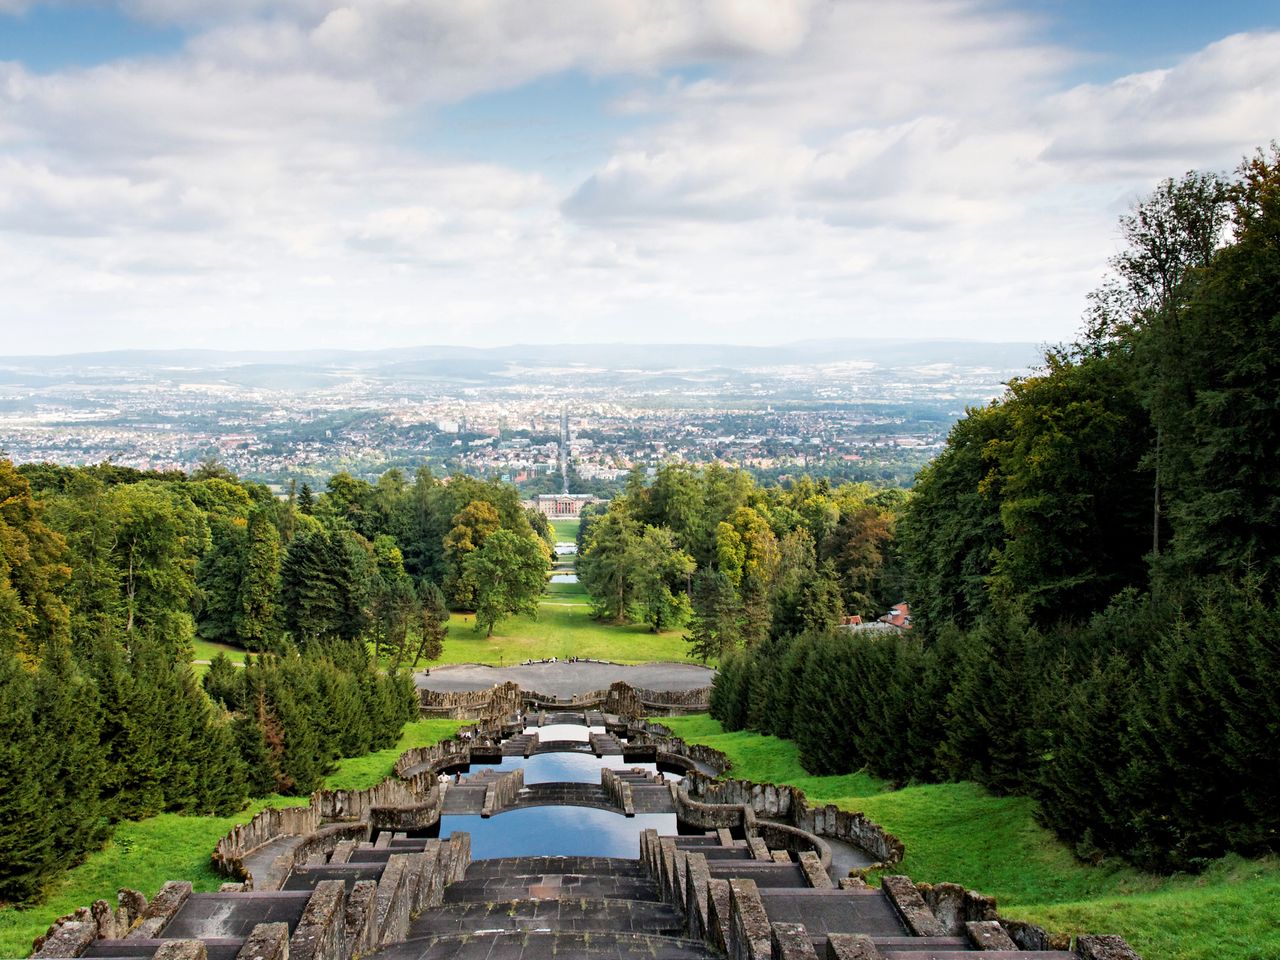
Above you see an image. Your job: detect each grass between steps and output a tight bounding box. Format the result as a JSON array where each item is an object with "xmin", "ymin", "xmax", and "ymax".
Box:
[
  {"xmin": 0, "ymin": 720, "xmax": 464, "ymax": 959},
  {"xmin": 658, "ymin": 714, "xmax": 1280, "ymax": 960}
]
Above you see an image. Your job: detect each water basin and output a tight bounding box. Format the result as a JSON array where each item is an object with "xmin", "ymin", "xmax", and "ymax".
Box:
[{"xmin": 439, "ymin": 808, "xmax": 677, "ymax": 859}]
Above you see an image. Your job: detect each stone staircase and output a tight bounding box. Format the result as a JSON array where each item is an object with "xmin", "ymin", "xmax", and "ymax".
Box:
[
  {"xmin": 639, "ymin": 828, "xmax": 1093, "ymax": 960},
  {"xmin": 378, "ymin": 856, "xmax": 716, "ymax": 960}
]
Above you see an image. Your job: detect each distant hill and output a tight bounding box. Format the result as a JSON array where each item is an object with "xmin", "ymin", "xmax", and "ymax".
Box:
[{"xmin": 0, "ymin": 338, "xmax": 1043, "ymax": 380}]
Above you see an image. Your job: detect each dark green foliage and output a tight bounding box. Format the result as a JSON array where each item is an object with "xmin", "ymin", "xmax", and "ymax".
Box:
[
  {"xmin": 686, "ymin": 568, "xmax": 742, "ymax": 663},
  {"xmin": 0, "ymin": 650, "xmax": 107, "ymax": 905},
  {"xmin": 204, "ymin": 640, "xmax": 414, "ymax": 796}
]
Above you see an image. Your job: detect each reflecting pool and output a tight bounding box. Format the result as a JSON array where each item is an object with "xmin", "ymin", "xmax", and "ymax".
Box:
[
  {"xmin": 464, "ymin": 751, "xmax": 676, "ymax": 784},
  {"xmin": 439, "ymin": 808, "xmax": 678, "ymax": 859}
]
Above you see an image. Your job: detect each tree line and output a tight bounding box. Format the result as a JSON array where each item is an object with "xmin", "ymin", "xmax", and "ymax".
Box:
[
  {"xmin": 710, "ymin": 146, "xmax": 1280, "ymax": 873},
  {"xmin": 0, "ymin": 460, "xmax": 553, "ymax": 904},
  {"xmin": 577, "ymin": 464, "xmax": 905, "ymax": 656}
]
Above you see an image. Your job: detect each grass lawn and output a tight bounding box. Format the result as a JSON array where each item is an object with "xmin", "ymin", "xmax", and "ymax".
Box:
[
  {"xmin": 659, "ymin": 715, "xmax": 1280, "ymax": 960},
  {"xmin": 190, "ymin": 638, "xmax": 248, "ymax": 664},
  {"xmin": 434, "ymin": 601, "xmax": 698, "ymax": 665},
  {"xmin": 0, "ymin": 721, "xmax": 466, "ymax": 959},
  {"xmin": 322, "ymin": 719, "xmax": 464, "ymax": 791},
  {"xmin": 550, "ymin": 519, "xmax": 580, "ymax": 540}
]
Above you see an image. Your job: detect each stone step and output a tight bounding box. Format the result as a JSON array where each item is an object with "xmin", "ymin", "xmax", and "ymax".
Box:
[
  {"xmin": 689, "ymin": 846, "xmax": 752, "ymax": 860},
  {"xmin": 160, "ymin": 892, "xmax": 313, "ymax": 940},
  {"xmin": 84, "ymin": 940, "xmax": 243, "ymax": 960},
  {"xmin": 282, "ymin": 862, "xmax": 387, "ymax": 891},
  {"xmin": 812, "ymin": 937, "xmax": 968, "ymax": 953},
  {"xmin": 881, "ymin": 954, "xmax": 1075, "ymax": 960},
  {"xmin": 706, "ymin": 861, "xmax": 808, "ymax": 888},
  {"xmin": 465, "ymin": 856, "xmax": 647, "ymax": 879},
  {"xmin": 673, "ymin": 835, "xmax": 724, "ymax": 847},
  {"xmin": 758, "ymin": 888, "xmax": 907, "ymax": 938},
  {"xmin": 375, "ymin": 931, "xmax": 719, "ymax": 960},
  {"xmin": 411, "ymin": 897, "xmax": 684, "ymax": 937},
  {"xmin": 444, "ymin": 874, "xmax": 663, "ymax": 904}
]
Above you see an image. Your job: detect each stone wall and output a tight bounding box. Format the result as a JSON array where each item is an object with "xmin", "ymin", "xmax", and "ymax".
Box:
[{"xmin": 418, "ymin": 681, "xmax": 522, "ymax": 719}]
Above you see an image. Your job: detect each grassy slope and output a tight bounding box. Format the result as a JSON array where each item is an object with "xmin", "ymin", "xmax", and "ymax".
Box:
[
  {"xmin": 549, "ymin": 519, "xmax": 580, "ymax": 540},
  {"xmin": 660, "ymin": 715, "xmax": 1280, "ymax": 960},
  {"xmin": 0, "ymin": 721, "xmax": 464, "ymax": 958},
  {"xmin": 436, "ymin": 600, "xmax": 697, "ymax": 665},
  {"xmin": 190, "ymin": 639, "xmax": 248, "ymax": 664}
]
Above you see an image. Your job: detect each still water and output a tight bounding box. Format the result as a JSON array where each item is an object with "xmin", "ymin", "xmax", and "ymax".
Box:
[
  {"xmin": 439, "ymin": 808, "xmax": 678, "ymax": 859},
  {"xmin": 465, "ymin": 750, "xmax": 677, "ymax": 784}
]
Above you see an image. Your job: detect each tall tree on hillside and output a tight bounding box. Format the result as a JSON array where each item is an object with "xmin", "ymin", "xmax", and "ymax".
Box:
[
  {"xmin": 686, "ymin": 567, "xmax": 742, "ymax": 663},
  {"xmin": 443, "ymin": 500, "xmax": 502, "ymax": 607},
  {"xmin": 0, "ymin": 459, "xmax": 71, "ymax": 663},
  {"xmin": 236, "ymin": 508, "xmax": 282, "ymax": 651},
  {"xmin": 106, "ymin": 481, "xmax": 206, "ymax": 659},
  {"xmin": 412, "ymin": 580, "xmax": 449, "ymax": 666},
  {"xmin": 1155, "ymin": 146, "xmax": 1280, "ymax": 583},
  {"xmin": 464, "ymin": 529, "xmax": 549, "ymax": 637},
  {"xmin": 626, "ymin": 525, "xmax": 695, "ymax": 633},
  {"xmin": 578, "ymin": 510, "xmax": 641, "ymax": 622}
]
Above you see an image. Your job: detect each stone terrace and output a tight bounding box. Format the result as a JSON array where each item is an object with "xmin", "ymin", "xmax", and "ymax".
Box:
[{"xmin": 30, "ymin": 682, "xmax": 1141, "ymax": 960}]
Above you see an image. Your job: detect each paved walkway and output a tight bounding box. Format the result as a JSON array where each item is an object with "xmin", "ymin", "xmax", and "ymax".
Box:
[{"xmin": 416, "ymin": 661, "xmax": 715, "ymax": 695}]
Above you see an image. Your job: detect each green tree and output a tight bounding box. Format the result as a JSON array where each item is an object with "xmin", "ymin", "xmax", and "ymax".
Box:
[
  {"xmin": 686, "ymin": 568, "xmax": 742, "ymax": 663},
  {"xmin": 412, "ymin": 580, "xmax": 449, "ymax": 665},
  {"xmin": 236, "ymin": 508, "xmax": 282, "ymax": 652},
  {"xmin": 463, "ymin": 529, "xmax": 549, "ymax": 636},
  {"xmin": 626, "ymin": 525, "xmax": 695, "ymax": 633}
]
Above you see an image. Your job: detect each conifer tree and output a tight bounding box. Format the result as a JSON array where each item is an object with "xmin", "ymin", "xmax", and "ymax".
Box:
[{"xmin": 236, "ymin": 508, "xmax": 282, "ymax": 651}]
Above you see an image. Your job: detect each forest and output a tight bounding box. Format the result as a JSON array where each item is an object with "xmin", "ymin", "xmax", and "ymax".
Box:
[
  {"xmin": 0, "ymin": 460, "xmax": 553, "ymax": 903},
  {"xmin": 707, "ymin": 146, "xmax": 1280, "ymax": 873}
]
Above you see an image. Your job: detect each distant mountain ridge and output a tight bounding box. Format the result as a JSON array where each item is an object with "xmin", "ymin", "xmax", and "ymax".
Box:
[{"xmin": 0, "ymin": 338, "xmax": 1043, "ymax": 375}]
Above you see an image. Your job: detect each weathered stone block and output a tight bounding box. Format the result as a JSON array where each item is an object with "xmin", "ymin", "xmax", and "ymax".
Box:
[
  {"xmin": 824, "ymin": 933, "xmax": 882, "ymax": 960},
  {"xmin": 797, "ymin": 851, "xmax": 832, "ymax": 889},
  {"xmin": 375, "ymin": 855, "xmax": 412, "ymax": 946},
  {"xmin": 218, "ymin": 883, "xmax": 247, "ymax": 894},
  {"xmin": 91, "ymin": 899, "xmax": 128, "ymax": 940},
  {"xmin": 289, "ymin": 879, "xmax": 347, "ymax": 960},
  {"xmin": 117, "ymin": 888, "xmax": 148, "ymax": 923},
  {"xmin": 706, "ymin": 878, "xmax": 733, "ymax": 954},
  {"xmin": 965, "ymin": 919, "xmax": 1016, "ymax": 950},
  {"xmin": 153, "ymin": 940, "xmax": 208, "ymax": 960},
  {"xmin": 748, "ymin": 837, "xmax": 771, "ymax": 861},
  {"xmin": 770, "ymin": 922, "xmax": 818, "ymax": 960},
  {"xmin": 236, "ymin": 921, "xmax": 290, "ymax": 960},
  {"xmin": 685, "ymin": 852, "xmax": 711, "ymax": 940},
  {"xmin": 328, "ymin": 841, "xmax": 357, "ymax": 865},
  {"xmin": 127, "ymin": 881, "xmax": 193, "ymax": 939},
  {"xmin": 921, "ymin": 881, "xmax": 967, "ymax": 934},
  {"xmin": 1075, "ymin": 934, "xmax": 1142, "ymax": 960},
  {"xmin": 344, "ymin": 880, "xmax": 378, "ymax": 959},
  {"xmin": 837, "ymin": 877, "xmax": 867, "ymax": 890},
  {"xmin": 880, "ymin": 876, "xmax": 945, "ymax": 937},
  {"xmin": 31, "ymin": 921, "xmax": 97, "ymax": 958},
  {"xmin": 728, "ymin": 879, "xmax": 772, "ymax": 960}
]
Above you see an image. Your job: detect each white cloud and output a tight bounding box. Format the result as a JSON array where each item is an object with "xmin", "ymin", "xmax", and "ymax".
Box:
[{"xmin": 0, "ymin": 2, "xmax": 1276, "ymax": 352}]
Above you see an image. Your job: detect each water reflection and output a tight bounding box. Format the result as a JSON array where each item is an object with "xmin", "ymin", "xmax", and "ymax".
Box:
[
  {"xmin": 527, "ymin": 723, "xmax": 600, "ymax": 741},
  {"xmin": 440, "ymin": 808, "xmax": 677, "ymax": 860},
  {"xmin": 466, "ymin": 751, "xmax": 678, "ymax": 784}
]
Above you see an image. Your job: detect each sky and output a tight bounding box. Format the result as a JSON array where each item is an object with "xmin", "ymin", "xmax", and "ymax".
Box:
[{"xmin": 0, "ymin": 1, "xmax": 1276, "ymax": 355}]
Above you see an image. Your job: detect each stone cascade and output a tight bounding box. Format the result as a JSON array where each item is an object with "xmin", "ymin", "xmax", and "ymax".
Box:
[
  {"xmin": 28, "ymin": 685, "xmax": 1141, "ymax": 960},
  {"xmin": 639, "ymin": 828, "xmax": 1135, "ymax": 960}
]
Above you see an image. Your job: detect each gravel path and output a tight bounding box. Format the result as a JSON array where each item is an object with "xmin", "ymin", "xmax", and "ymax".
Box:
[{"xmin": 416, "ymin": 661, "xmax": 715, "ymax": 696}]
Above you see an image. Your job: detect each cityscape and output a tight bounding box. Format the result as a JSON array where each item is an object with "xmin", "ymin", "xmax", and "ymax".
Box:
[{"xmin": 0, "ymin": 338, "xmax": 1039, "ymax": 492}]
